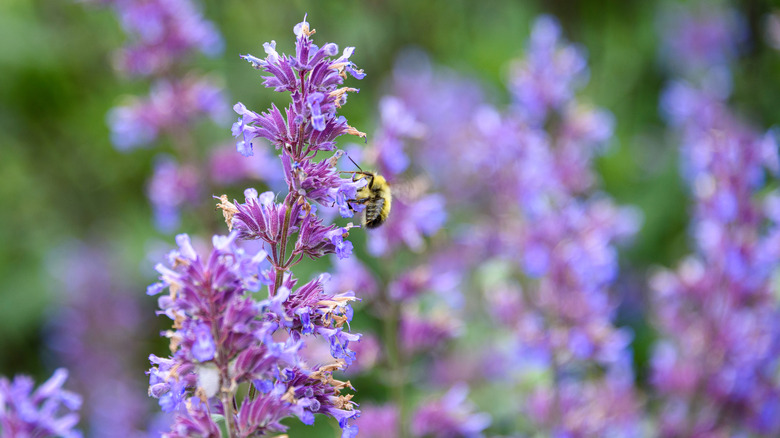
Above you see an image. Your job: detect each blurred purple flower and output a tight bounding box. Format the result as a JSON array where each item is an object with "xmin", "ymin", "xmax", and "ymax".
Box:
[
  {"xmin": 384, "ymin": 15, "xmax": 643, "ymax": 435},
  {"xmin": 509, "ymin": 15, "xmax": 588, "ymax": 125},
  {"xmin": 0, "ymin": 369, "xmax": 82, "ymax": 438},
  {"xmin": 658, "ymin": 2, "xmax": 746, "ymax": 94},
  {"xmin": 367, "ymin": 192, "xmax": 446, "ymax": 256},
  {"xmin": 410, "ymin": 384, "xmax": 491, "ymax": 438},
  {"xmin": 112, "ymin": 0, "xmax": 223, "ymax": 76},
  {"xmin": 527, "ymin": 358, "xmax": 641, "ymax": 437},
  {"xmin": 147, "ymin": 155, "xmax": 201, "ymax": 232},
  {"xmin": 399, "ymin": 312, "xmax": 460, "ymax": 356},
  {"xmin": 47, "ymin": 242, "xmax": 152, "ymax": 438},
  {"xmin": 209, "ymin": 143, "xmax": 285, "ymax": 189},
  {"xmin": 652, "ymin": 11, "xmax": 780, "ymax": 433},
  {"xmin": 108, "ymin": 77, "xmax": 228, "ymax": 151},
  {"xmin": 354, "ymin": 404, "xmax": 399, "ymax": 438},
  {"xmin": 324, "ymin": 255, "xmax": 378, "ymax": 300}
]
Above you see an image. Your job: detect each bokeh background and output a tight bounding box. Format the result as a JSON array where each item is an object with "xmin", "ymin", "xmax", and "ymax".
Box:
[{"xmin": 3, "ymin": 0, "xmax": 780, "ymax": 436}]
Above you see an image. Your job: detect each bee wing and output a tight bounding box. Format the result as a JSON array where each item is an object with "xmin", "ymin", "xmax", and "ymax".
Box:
[{"xmin": 390, "ymin": 175, "xmax": 430, "ymax": 203}]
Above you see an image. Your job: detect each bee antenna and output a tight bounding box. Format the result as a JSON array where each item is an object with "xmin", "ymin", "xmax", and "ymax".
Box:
[{"xmin": 347, "ymin": 155, "xmax": 364, "ymax": 172}]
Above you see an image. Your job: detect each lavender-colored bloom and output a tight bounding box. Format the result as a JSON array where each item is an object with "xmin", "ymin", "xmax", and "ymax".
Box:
[
  {"xmin": 553, "ymin": 104, "xmax": 615, "ymax": 194},
  {"xmin": 327, "ymin": 226, "xmax": 354, "ymax": 259},
  {"xmin": 410, "ymin": 384, "xmax": 491, "ymax": 438},
  {"xmin": 218, "ymin": 188, "xmax": 300, "ymax": 244},
  {"xmin": 342, "ymin": 334, "xmax": 381, "ymax": 375},
  {"xmin": 0, "ymin": 369, "xmax": 82, "ymax": 438},
  {"xmin": 258, "ymin": 272, "xmax": 360, "ymax": 363},
  {"xmin": 324, "ymin": 256, "xmax": 378, "ymax": 299},
  {"xmin": 370, "ymin": 96, "xmax": 425, "ymax": 176},
  {"xmin": 388, "ymin": 264, "xmax": 460, "ymax": 304},
  {"xmin": 190, "ymin": 323, "xmax": 216, "ymax": 362}
]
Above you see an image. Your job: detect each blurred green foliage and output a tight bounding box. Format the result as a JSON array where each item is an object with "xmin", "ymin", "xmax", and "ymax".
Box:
[{"xmin": 4, "ymin": 0, "xmax": 780, "ymax": 434}]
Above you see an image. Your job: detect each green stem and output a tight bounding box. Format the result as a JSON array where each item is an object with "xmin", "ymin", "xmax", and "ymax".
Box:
[
  {"xmin": 221, "ymin": 388, "xmax": 236, "ymax": 438},
  {"xmin": 272, "ymin": 196, "xmax": 296, "ymax": 296}
]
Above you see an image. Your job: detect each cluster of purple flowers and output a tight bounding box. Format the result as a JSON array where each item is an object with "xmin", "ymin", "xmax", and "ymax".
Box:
[
  {"xmin": 0, "ymin": 369, "xmax": 82, "ymax": 438},
  {"xmin": 385, "ymin": 16, "xmax": 642, "ymax": 436},
  {"xmin": 651, "ymin": 4, "xmax": 780, "ymax": 434},
  {"xmin": 96, "ymin": 0, "xmax": 227, "ymax": 150},
  {"xmin": 108, "ymin": 76, "xmax": 226, "ymax": 152},
  {"xmin": 85, "ymin": 0, "xmax": 229, "ymax": 232},
  {"xmin": 146, "ymin": 17, "xmax": 367, "ymax": 437}
]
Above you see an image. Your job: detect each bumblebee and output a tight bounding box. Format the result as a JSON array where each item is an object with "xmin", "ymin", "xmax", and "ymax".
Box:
[{"xmin": 342, "ymin": 159, "xmax": 392, "ymax": 228}]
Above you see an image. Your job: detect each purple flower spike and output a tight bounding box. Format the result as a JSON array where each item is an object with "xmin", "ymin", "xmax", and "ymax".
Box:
[
  {"xmin": 151, "ymin": 16, "xmax": 364, "ymax": 438},
  {"xmin": 237, "ymin": 15, "xmax": 365, "ymax": 160},
  {"xmin": 510, "ymin": 15, "xmax": 588, "ymax": 125}
]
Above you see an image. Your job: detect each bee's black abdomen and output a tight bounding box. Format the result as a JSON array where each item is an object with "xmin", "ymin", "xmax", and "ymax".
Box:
[
  {"xmin": 365, "ymin": 217, "xmax": 386, "ymax": 228},
  {"xmin": 364, "ymin": 197, "xmax": 384, "ymax": 227}
]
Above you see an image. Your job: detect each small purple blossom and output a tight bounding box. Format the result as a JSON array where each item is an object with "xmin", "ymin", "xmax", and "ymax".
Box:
[
  {"xmin": 191, "ymin": 324, "xmax": 216, "ymax": 362},
  {"xmin": 328, "ymin": 226, "xmax": 354, "ymax": 259}
]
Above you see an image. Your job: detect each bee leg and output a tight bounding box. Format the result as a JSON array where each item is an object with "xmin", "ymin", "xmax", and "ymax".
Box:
[{"xmin": 344, "ymin": 197, "xmax": 370, "ymax": 215}]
